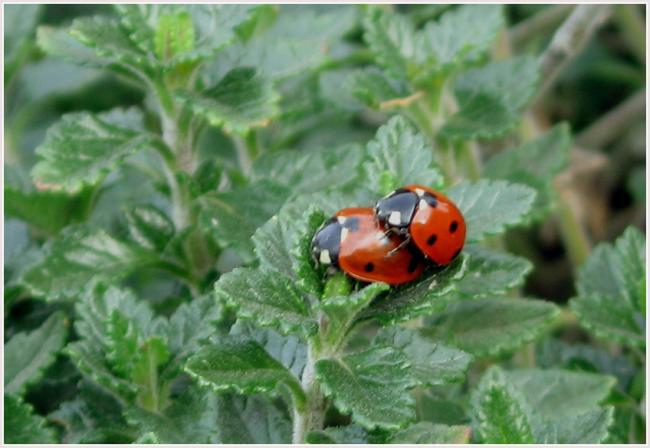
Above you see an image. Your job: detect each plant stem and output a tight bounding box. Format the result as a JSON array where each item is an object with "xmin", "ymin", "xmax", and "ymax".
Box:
[
  {"xmin": 612, "ymin": 5, "xmax": 646, "ymax": 64},
  {"xmin": 292, "ymin": 343, "xmax": 327, "ymax": 443},
  {"xmin": 510, "ymin": 5, "xmax": 575, "ymax": 47},
  {"xmin": 535, "ymin": 5, "xmax": 611, "ymax": 105}
]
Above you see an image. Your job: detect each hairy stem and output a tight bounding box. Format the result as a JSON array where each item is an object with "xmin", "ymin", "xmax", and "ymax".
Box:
[{"xmin": 292, "ymin": 343, "xmax": 327, "ymax": 443}]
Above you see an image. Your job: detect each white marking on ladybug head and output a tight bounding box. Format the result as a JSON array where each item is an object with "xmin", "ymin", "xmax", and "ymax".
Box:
[
  {"xmin": 419, "ymin": 198, "xmax": 427, "ymax": 209},
  {"xmin": 319, "ymin": 250, "xmax": 331, "ymax": 265},
  {"xmin": 388, "ymin": 211, "xmax": 402, "ymax": 226},
  {"xmin": 415, "ymin": 188, "xmax": 425, "ymax": 196},
  {"xmin": 337, "ymin": 216, "xmax": 347, "ymax": 225},
  {"xmin": 340, "ymin": 227, "xmax": 349, "ymax": 242}
]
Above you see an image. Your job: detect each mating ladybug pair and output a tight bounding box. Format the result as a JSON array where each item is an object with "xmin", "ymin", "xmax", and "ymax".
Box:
[{"xmin": 311, "ymin": 184, "xmax": 466, "ymax": 285}]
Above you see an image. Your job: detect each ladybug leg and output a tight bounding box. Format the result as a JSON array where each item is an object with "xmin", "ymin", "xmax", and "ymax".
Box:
[{"xmin": 386, "ymin": 234, "xmax": 411, "ymax": 257}]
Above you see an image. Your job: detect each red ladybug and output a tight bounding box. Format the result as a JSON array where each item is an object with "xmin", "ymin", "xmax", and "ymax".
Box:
[
  {"xmin": 311, "ymin": 207, "xmax": 425, "ymax": 285},
  {"xmin": 375, "ymin": 184, "xmax": 466, "ymax": 266}
]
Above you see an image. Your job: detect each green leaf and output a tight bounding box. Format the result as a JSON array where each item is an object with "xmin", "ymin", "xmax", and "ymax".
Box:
[
  {"xmin": 211, "ymin": 7, "xmax": 356, "ymax": 79},
  {"xmin": 361, "ymin": 255, "xmax": 468, "ymax": 325},
  {"xmin": 417, "ymin": 5, "xmax": 503, "ymax": 75},
  {"xmin": 320, "ymin": 67, "xmax": 411, "ymax": 111},
  {"xmin": 106, "ymin": 311, "xmax": 140, "ymax": 378},
  {"xmin": 4, "ymin": 394, "xmax": 57, "ymax": 444},
  {"xmin": 533, "ymin": 408, "xmax": 614, "ymax": 444},
  {"xmin": 124, "ymin": 205, "xmax": 175, "ymax": 252},
  {"xmin": 363, "ymin": 9, "xmax": 417, "ymax": 80},
  {"xmin": 441, "ymin": 56, "xmax": 540, "ymax": 140},
  {"xmin": 185, "ymin": 338, "xmax": 304, "ymax": 405},
  {"xmin": 448, "ymin": 180, "xmax": 537, "ymax": 242},
  {"xmin": 389, "ymin": 422, "xmax": 471, "ymax": 444},
  {"xmin": 570, "ymin": 227, "xmax": 645, "ymax": 348},
  {"xmin": 484, "ymin": 124, "xmax": 571, "ymax": 218},
  {"xmin": 20, "ymin": 225, "xmax": 157, "ymax": 301},
  {"xmin": 180, "ymin": 67, "xmax": 279, "ymax": 134},
  {"xmin": 70, "ymin": 16, "xmax": 149, "ymax": 68},
  {"xmin": 252, "ymin": 144, "xmax": 364, "ymax": 194},
  {"xmin": 536, "ymin": 338, "xmax": 636, "ymax": 391},
  {"xmin": 214, "ymin": 267, "xmax": 317, "ymax": 337},
  {"xmin": 198, "ymin": 180, "xmax": 290, "ymax": 262},
  {"xmin": 37, "ymin": 25, "xmax": 109, "ymax": 68},
  {"xmin": 306, "ymin": 425, "xmax": 369, "ymax": 444},
  {"xmin": 472, "ymin": 366, "xmax": 616, "ymax": 444},
  {"xmin": 154, "ymin": 11, "xmax": 195, "ymax": 62},
  {"xmin": 364, "ymin": 115, "xmax": 444, "ymax": 195},
  {"xmin": 5, "ymin": 5, "xmax": 41, "ymax": 78},
  {"xmin": 32, "ymin": 107, "xmax": 155, "ymax": 193},
  {"xmin": 125, "ymin": 386, "xmax": 216, "ymax": 444},
  {"xmin": 471, "ymin": 367, "xmax": 535, "ymax": 443},
  {"xmin": 426, "ymin": 297, "xmax": 560, "ymax": 357},
  {"xmin": 5, "ymin": 312, "xmax": 68, "ymax": 396},
  {"xmin": 50, "ymin": 381, "xmax": 133, "ymax": 443},
  {"xmin": 320, "ymin": 283, "xmax": 390, "ymax": 348},
  {"xmin": 290, "ymin": 207, "xmax": 327, "ymax": 298},
  {"xmin": 114, "ymin": 5, "xmax": 156, "ymax": 53},
  {"xmin": 131, "ymin": 337, "xmax": 172, "ymax": 411},
  {"xmin": 505, "ymin": 368, "xmax": 616, "ymax": 419},
  {"xmin": 374, "ymin": 327, "xmax": 471, "ymax": 387},
  {"xmin": 230, "ymin": 321, "xmax": 307, "ymax": 378},
  {"xmin": 215, "ymin": 393, "xmax": 292, "ymax": 443},
  {"xmin": 316, "ymin": 347, "xmax": 417, "ymax": 430},
  {"xmin": 5, "ymin": 165, "xmax": 94, "ymax": 235},
  {"xmin": 453, "ymin": 245, "xmax": 533, "ymax": 298}
]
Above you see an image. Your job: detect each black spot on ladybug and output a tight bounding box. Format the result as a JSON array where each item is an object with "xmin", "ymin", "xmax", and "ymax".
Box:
[
  {"xmin": 422, "ymin": 192, "xmax": 438, "ymax": 208},
  {"xmin": 364, "ymin": 262, "xmax": 375, "ymax": 272},
  {"xmin": 407, "ymin": 257, "xmax": 419, "ymax": 273},
  {"xmin": 449, "ymin": 221, "xmax": 458, "ymax": 233},
  {"xmin": 343, "ymin": 217, "xmax": 360, "ymax": 232},
  {"xmin": 427, "ymin": 234, "xmax": 437, "ymax": 246},
  {"xmin": 452, "ymin": 248, "xmax": 461, "ymax": 260}
]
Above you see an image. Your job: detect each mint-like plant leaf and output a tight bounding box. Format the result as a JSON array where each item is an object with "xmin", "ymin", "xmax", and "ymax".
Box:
[
  {"xmin": 185, "ymin": 338, "xmax": 305, "ymax": 406},
  {"xmin": 215, "ymin": 393, "xmax": 292, "ymax": 443},
  {"xmin": 426, "ymin": 297, "xmax": 560, "ymax": 357},
  {"xmin": 484, "ymin": 124, "xmax": 571, "ymax": 218},
  {"xmin": 32, "ymin": 107, "xmax": 155, "ymax": 193},
  {"xmin": 211, "ymin": 7, "xmax": 356, "ymax": 80},
  {"xmin": 364, "ymin": 115, "xmax": 444, "ymax": 195},
  {"xmin": 316, "ymin": 346, "xmax": 417, "ymax": 430},
  {"xmin": 389, "ymin": 422, "xmax": 471, "ymax": 444},
  {"xmin": 214, "ymin": 267, "xmax": 317, "ymax": 337},
  {"xmin": 20, "ymin": 225, "xmax": 158, "ymax": 301},
  {"xmin": 448, "ymin": 180, "xmax": 537, "ymax": 242},
  {"xmin": 472, "ymin": 366, "xmax": 616, "ymax": 443},
  {"xmin": 180, "ymin": 67, "xmax": 279, "ymax": 134},
  {"xmin": 375, "ymin": 327, "xmax": 472, "ymax": 387},
  {"xmin": 471, "ymin": 367, "xmax": 535, "ymax": 443},
  {"xmin": 417, "ymin": 5, "xmax": 503, "ymax": 76},
  {"xmin": 453, "ymin": 245, "xmax": 533, "ymax": 298},
  {"xmin": 4, "ymin": 394, "xmax": 57, "ymax": 444},
  {"xmin": 199, "ymin": 180, "xmax": 290, "ymax": 262},
  {"xmin": 5, "ymin": 312, "xmax": 67, "ymax": 396},
  {"xmin": 125, "ymin": 386, "xmax": 216, "ymax": 444},
  {"xmin": 306, "ymin": 425, "xmax": 370, "ymax": 444},
  {"xmin": 441, "ymin": 56, "xmax": 540, "ymax": 140},
  {"xmin": 570, "ymin": 227, "xmax": 645, "ymax": 348},
  {"xmin": 362, "ymin": 254, "xmax": 468, "ymax": 325},
  {"xmin": 124, "ymin": 205, "xmax": 175, "ymax": 252}
]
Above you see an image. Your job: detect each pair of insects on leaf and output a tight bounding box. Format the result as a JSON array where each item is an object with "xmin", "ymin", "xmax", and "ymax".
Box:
[{"xmin": 311, "ymin": 184, "xmax": 466, "ymax": 285}]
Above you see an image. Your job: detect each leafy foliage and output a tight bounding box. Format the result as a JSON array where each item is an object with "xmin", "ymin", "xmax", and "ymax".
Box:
[
  {"xmin": 570, "ymin": 227, "xmax": 646, "ymax": 348},
  {"xmin": 472, "ymin": 366, "xmax": 615, "ymax": 443},
  {"xmin": 5, "ymin": 312, "xmax": 68, "ymax": 396},
  {"xmin": 4, "ymin": 3, "xmax": 645, "ymax": 445}
]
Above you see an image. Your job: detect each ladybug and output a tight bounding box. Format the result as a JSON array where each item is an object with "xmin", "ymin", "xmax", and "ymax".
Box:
[
  {"xmin": 311, "ymin": 207, "xmax": 425, "ymax": 285},
  {"xmin": 375, "ymin": 184, "xmax": 466, "ymax": 266}
]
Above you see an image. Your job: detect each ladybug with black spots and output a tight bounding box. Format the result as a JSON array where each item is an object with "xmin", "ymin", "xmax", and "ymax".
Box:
[
  {"xmin": 311, "ymin": 207, "xmax": 425, "ymax": 285},
  {"xmin": 375, "ymin": 184, "xmax": 466, "ymax": 266}
]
